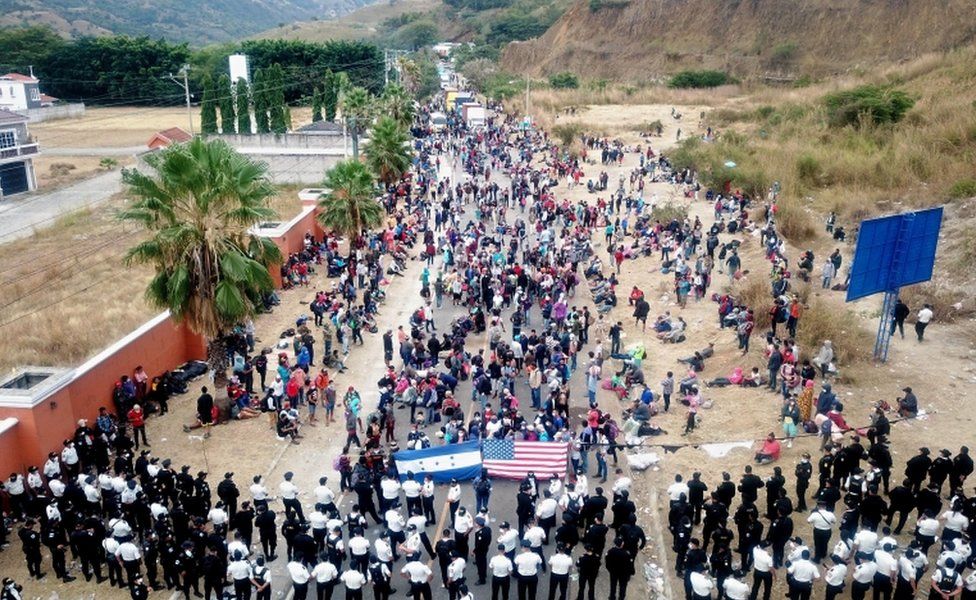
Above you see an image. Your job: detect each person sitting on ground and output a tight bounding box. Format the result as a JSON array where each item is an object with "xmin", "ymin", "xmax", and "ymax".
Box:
[
  {"xmin": 743, "ymin": 367, "xmax": 764, "ymax": 388},
  {"xmin": 755, "ymin": 433, "xmax": 782, "ymax": 465},
  {"xmin": 660, "ymin": 318, "xmax": 686, "ymax": 343},
  {"xmin": 628, "ymin": 286, "xmax": 645, "ymax": 306},
  {"xmin": 896, "ymin": 387, "xmax": 918, "ymax": 418},
  {"xmin": 706, "ymin": 367, "xmax": 745, "ymax": 388},
  {"xmin": 678, "ymin": 343, "xmax": 715, "ymax": 365}
]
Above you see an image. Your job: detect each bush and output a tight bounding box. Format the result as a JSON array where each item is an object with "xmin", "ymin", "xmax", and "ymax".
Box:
[
  {"xmin": 795, "ymin": 154, "xmax": 821, "ymax": 186},
  {"xmin": 769, "ymin": 42, "xmax": 798, "ymax": 67},
  {"xmin": 668, "ymin": 70, "xmax": 733, "ymax": 89},
  {"xmin": 822, "ymin": 84, "xmax": 915, "ymax": 128},
  {"xmin": 551, "ymin": 123, "xmax": 583, "ymax": 147},
  {"xmin": 948, "ymin": 178, "xmax": 976, "ymax": 199},
  {"xmin": 774, "ymin": 199, "xmax": 816, "ymax": 242},
  {"xmin": 651, "ymin": 201, "xmax": 688, "ymax": 223},
  {"xmin": 548, "ymin": 72, "xmax": 579, "ymax": 89}
]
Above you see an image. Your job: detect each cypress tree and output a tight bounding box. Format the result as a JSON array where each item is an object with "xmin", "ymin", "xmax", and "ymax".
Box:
[
  {"xmin": 311, "ymin": 86, "xmax": 323, "ymax": 123},
  {"xmin": 253, "ymin": 69, "xmax": 270, "ymax": 134},
  {"xmin": 322, "ymin": 70, "xmax": 338, "ymax": 121},
  {"xmin": 269, "ymin": 64, "xmax": 287, "ymax": 134},
  {"xmin": 200, "ymin": 74, "xmax": 218, "ymax": 135},
  {"xmin": 236, "ymin": 79, "xmax": 251, "ymax": 134},
  {"xmin": 218, "ymin": 74, "xmax": 235, "ymax": 134}
]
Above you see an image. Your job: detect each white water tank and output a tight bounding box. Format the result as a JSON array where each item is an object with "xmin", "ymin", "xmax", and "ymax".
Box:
[{"xmin": 229, "ymin": 54, "xmax": 250, "ymax": 84}]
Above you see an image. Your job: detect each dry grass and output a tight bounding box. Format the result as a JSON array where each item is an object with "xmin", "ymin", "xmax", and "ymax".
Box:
[
  {"xmin": 0, "ymin": 194, "xmax": 155, "ymax": 370},
  {"xmin": 34, "ymin": 155, "xmax": 132, "ymax": 190},
  {"xmin": 0, "ymin": 183, "xmax": 303, "ymax": 371},
  {"xmin": 30, "ymin": 107, "xmax": 204, "ymax": 149},
  {"xmin": 251, "ymin": 0, "xmax": 444, "ymax": 41}
]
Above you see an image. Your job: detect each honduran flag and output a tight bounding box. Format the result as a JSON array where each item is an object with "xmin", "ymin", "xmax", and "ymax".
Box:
[{"xmin": 393, "ymin": 440, "xmax": 483, "ymax": 483}]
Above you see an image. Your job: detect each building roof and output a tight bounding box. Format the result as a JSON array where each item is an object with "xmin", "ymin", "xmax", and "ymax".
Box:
[
  {"xmin": 148, "ymin": 127, "xmax": 193, "ymax": 147},
  {"xmin": 1, "ymin": 73, "xmax": 39, "ymax": 84},
  {"xmin": 0, "ymin": 108, "xmax": 28, "ymax": 125},
  {"xmin": 296, "ymin": 120, "xmax": 343, "ymax": 135},
  {"xmin": 39, "ymin": 94, "xmax": 58, "ymax": 104}
]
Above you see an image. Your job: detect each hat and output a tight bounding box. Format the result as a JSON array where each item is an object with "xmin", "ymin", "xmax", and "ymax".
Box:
[
  {"xmin": 224, "ymin": 472, "xmax": 234, "ymax": 479},
  {"xmin": 902, "ymin": 387, "xmax": 912, "ymax": 392},
  {"xmin": 475, "ymin": 517, "xmax": 486, "ymax": 526},
  {"xmin": 197, "ymin": 471, "xmax": 207, "ymax": 477},
  {"xmin": 520, "ymin": 540, "xmax": 531, "ymax": 548},
  {"xmin": 162, "ymin": 459, "xmax": 172, "ymax": 467}
]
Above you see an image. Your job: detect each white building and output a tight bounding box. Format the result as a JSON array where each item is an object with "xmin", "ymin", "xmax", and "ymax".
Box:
[
  {"xmin": 0, "ymin": 109, "xmax": 40, "ymax": 197},
  {"xmin": 0, "ymin": 73, "xmax": 57, "ymax": 112}
]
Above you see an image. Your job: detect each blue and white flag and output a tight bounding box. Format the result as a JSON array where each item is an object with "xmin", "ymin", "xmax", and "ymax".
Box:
[{"xmin": 393, "ymin": 440, "xmax": 482, "ymax": 483}]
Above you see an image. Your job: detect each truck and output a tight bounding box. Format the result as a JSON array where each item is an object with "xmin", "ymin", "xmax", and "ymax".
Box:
[
  {"xmin": 430, "ymin": 111, "xmax": 448, "ymax": 131},
  {"xmin": 462, "ymin": 103, "xmax": 486, "ymax": 128}
]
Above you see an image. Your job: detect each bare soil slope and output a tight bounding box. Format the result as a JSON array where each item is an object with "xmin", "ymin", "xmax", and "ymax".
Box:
[{"xmin": 501, "ymin": 0, "xmax": 976, "ymax": 79}]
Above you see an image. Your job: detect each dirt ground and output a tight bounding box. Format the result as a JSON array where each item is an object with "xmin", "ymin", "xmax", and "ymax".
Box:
[
  {"xmin": 30, "ymin": 107, "xmax": 203, "ymax": 149},
  {"xmin": 33, "ymin": 155, "xmax": 133, "ymax": 189},
  {"xmin": 2, "ymin": 102, "xmax": 974, "ymax": 600}
]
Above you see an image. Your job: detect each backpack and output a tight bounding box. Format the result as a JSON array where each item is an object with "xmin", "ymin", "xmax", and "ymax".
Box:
[{"xmin": 819, "ymin": 420, "xmax": 832, "ymax": 436}]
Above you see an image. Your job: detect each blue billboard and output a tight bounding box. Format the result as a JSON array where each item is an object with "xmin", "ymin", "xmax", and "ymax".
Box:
[{"xmin": 846, "ymin": 207, "xmax": 943, "ymax": 302}]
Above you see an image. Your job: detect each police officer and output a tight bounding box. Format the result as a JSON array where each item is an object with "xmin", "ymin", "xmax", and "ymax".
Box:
[
  {"xmin": 18, "ymin": 519, "xmax": 44, "ymax": 579},
  {"xmin": 42, "ymin": 521, "xmax": 75, "ymax": 582},
  {"xmin": 473, "ymin": 516, "xmax": 493, "ymax": 585},
  {"xmin": 218, "ymin": 472, "xmax": 241, "ymax": 520}
]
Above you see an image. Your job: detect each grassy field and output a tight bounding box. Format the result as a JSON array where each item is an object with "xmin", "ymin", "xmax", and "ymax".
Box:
[
  {"xmin": 253, "ymin": 0, "xmax": 443, "ymax": 42},
  {"xmin": 0, "ymin": 184, "xmax": 303, "ymax": 371},
  {"xmin": 30, "ymin": 106, "xmax": 202, "ymax": 149}
]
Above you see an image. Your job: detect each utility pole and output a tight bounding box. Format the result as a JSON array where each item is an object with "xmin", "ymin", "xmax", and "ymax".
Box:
[{"xmin": 167, "ymin": 64, "xmax": 194, "ymax": 135}]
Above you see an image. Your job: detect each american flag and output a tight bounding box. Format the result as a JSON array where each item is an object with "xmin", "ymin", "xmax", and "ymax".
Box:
[{"xmin": 482, "ymin": 439, "xmax": 569, "ymax": 480}]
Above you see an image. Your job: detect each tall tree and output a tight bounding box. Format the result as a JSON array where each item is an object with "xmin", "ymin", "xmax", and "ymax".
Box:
[
  {"xmin": 218, "ymin": 73, "xmax": 236, "ymax": 134},
  {"xmin": 200, "ymin": 74, "xmax": 218, "ymax": 134},
  {"xmin": 236, "ymin": 79, "xmax": 251, "ymax": 134},
  {"xmin": 268, "ymin": 64, "xmax": 287, "ymax": 134},
  {"xmin": 340, "ymin": 86, "xmax": 373, "ymax": 159},
  {"xmin": 311, "ymin": 86, "xmax": 323, "ymax": 123},
  {"xmin": 364, "ymin": 116, "xmax": 413, "ymax": 187},
  {"xmin": 317, "ymin": 160, "xmax": 382, "ymax": 253},
  {"xmin": 322, "ymin": 70, "xmax": 339, "ymax": 121},
  {"xmin": 382, "ymin": 84, "xmax": 416, "ymax": 130},
  {"xmin": 119, "ymin": 138, "xmax": 281, "ymax": 407},
  {"xmin": 252, "ymin": 69, "xmax": 270, "ymax": 134}
]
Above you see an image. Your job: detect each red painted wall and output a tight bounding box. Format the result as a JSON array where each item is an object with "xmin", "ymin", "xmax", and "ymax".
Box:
[{"xmin": 0, "ymin": 315, "xmax": 206, "ymax": 477}]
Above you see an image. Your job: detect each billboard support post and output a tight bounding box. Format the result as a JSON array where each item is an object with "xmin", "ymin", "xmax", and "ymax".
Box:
[{"xmin": 874, "ymin": 290, "xmax": 898, "ymax": 362}]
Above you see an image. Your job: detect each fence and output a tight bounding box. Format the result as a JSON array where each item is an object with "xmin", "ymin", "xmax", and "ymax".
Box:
[{"xmin": 25, "ymin": 103, "xmax": 86, "ymax": 123}]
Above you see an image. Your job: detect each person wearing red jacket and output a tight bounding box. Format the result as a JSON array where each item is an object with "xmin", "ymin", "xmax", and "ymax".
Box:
[{"xmin": 127, "ymin": 404, "xmax": 149, "ymax": 449}]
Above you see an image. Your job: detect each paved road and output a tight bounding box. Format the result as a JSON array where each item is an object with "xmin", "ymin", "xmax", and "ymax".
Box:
[
  {"xmin": 40, "ymin": 145, "xmax": 146, "ymax": 157},
  {"xmin": 0, "ymin": 168, "xmax": 123, "ymax": 243}
]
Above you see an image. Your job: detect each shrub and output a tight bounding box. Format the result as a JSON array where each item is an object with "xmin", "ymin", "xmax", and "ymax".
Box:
[
  {"xmin": 948, "ymin": 178, "xmax": 976, "ymax": 199},
  {"xmin": 822, "ymin": 84, "xmax": 915, "ymax": 128},
  {"xmin": 774, "ymin": 199, "xmax": 816, "ymax": 242},
  {"xmin": 548, "ymin": 72, "xmax": 579, "ymax": 89},
  {"xmin": 668, "ymin": 70, "xmax": 733, "ymax": 89},
  {"xmin": 650, "ymin": 201, "xmax": 688, "ymax": 223},
  {"xmin": 769, "ymin": 42, "xmax": 798, "ymax": 68},
  {"xmin": 551, "ymin": 123, "xmax": 583, "ymax": 147},
  {"xmin": 795, "ymin": 154, "xmax": 821, "ymax": 186}
]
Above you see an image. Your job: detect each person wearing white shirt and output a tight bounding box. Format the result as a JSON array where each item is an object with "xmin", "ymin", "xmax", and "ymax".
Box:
[
  {"xmin": 823, "ymin": 561, "xmax": 847, "ymax": 600},
  {"xmin": 310, "ymin": 506, "xmax": 329, "ymax": 550},
  {"xmin": 280, "ymin": 471, "xmax": 304, "ymax": 523},
  {"xmin": 807, "ymin": 503, "xmax": 836, "ymax": 562},
  {"xmin": 447, "ymin": 555, "xmax": 466, "ymax": 600},
  {"xmin": 340, "ymin": 568, "xmax": 367, "ymax": 600},
  {"xmin": 930, "ymin": 558, "xmax": 963, "ymax": 599},
  {"xmin": 312, "ymin": 559, "xmax": 339, "ymax": 600},
  {"xmin": 535, "ymin": 493, "xmax": 558, "ymax": 542},
  {"xmin": 548, "ymin": 548, "xmax": 573, "ymax": 600},
  {"xmin": 915, "ymin": 304, "xmax": 933, "ymax": 341},
  {"xmin": 723, "ymin": 571, "xmax": 750, "ymax": 600},
  {"xmin": 400, "ymin": 557, "xmax": 433, "ymax": 600},
  {"xmin": 894, "ymin": 551, "xmax": 918, "ymax": 599},
  {"xmin": 852, "ymin": 528, "xmax": 879, "ymax": 556},
  {"xmin": 422, "ymin": 476, "xmax": 437, "ymax": 525},
  {"xmin": 288, "ymin": 560, "xmax": 312, "ymax": 600},
  {"xmin": 48, "ymin": 477, "xmax": 66, "ymax": 499},
  {"xmin": 25, "ymin": 469, "xmax": 43, "ymax": 493},
  {"xmin": 489, "ymin": 544, "xmax": 514, "ymax": 600},
  {"xmin": 611, "ymin": 472, "xmax": 631, "ymax": 499},
  {"xmin": 574, "ymin": 473, "xmax": 588, "ymax": 498},
  {"xmin": 380, "ymin": 476, "xmax": 402, "ymax": 513},
  {"xmin": 348, "ymin": 530, "xmax": 371, "ymax": 573},
  {"xmin": 751, "ymin": 543, "xmax": 775, "ymax": 600},
  {"xmin": 454, "ymin": 507, "xmax": 474, "ymax": 559},
  {"xmin": 915, "ymin": 513, "xmax": 940, "ymax": 553},
  {"xmin": 402, "ymin": 475, "xmax": 422, "ymax": 516},
  {"xmin": 43, "ymin": 454, "xmax": 61, "ymax": 480},
  {"xmin": 514, "ymin": 544, "xmax": 543, "ymax": 600},
  {"xmin": 228, "ymin": 539, "xmax": 249, "ymax": 560},
  {"xmin": 689, "ymin": 567, "xmax": 714, "ymax": 600},
  {"xmin": 45, "ymin": 501, "xmax": 61, "ymax": 524},
  {"xmin": 873, "ymin": 545, "xmax": 897, "ymax": 599},
  {"xmin": 498, "ymin": 523, "xmax": 519, "ymax": 560},
  {"xmin": 407, "ymin": 515, "xmax": 427, "ymax": 531},
  {"xmin": 386, "ymin": 509, "xmax": 407, "ymax": 559},
  {"xmin": 941, "ymin": 506, "xmax": 970, "ymax": 543},
  {"xmin": 251, "ymin": 476, "xmax": 271, "ymax": 510},
  {"xmin": 786, "ymin": 551, "xmax": 819, "ymax": 600},
  {"xmin": 548, "ymin": 477, "xmax": 563, "ymax": 500},
  {"xmin": 375, "ymin": 537, "xmax": 394, "ymax": 563},
  {"xmin": 447, "ymin": 481, "xmax": 463, "ymax": 525},
  {"xmin": 315, "ymin": 477, "xmax": 337, "ymax": 511},
  {"xmin": 667, "ymin": 475, "xmax": 690, "ymax": 505},
  {"xmin": 227, "ymin": 555, "xmax": 253, "ymax": 600},
  {"xmin": 150, "ymin": 501, "xmax": 169, "ymax": 521},
  {"xmin": 251, "ymin": 556, "xmax": 272, "ymax": 600},
  {"xmin": 208, "ymin": 502, "xmax": 229, "ymax": 535},
  {"xmin": 850, "ymin": 557, "xmax": 877, "ymax": 599},
  {"xmin": 116, "ymin": 539, "xmax": 142, "ymax": 583}
]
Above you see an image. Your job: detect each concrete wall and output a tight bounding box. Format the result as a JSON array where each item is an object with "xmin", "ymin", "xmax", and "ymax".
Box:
[
  {"xmin": 252, "ymin": 152, "xmax": 345, "ymax": 184},
  {"xmin": 25, "ymin": 103, "xmax": 86, "ymax": 123},
  {"xmin": 0, "ymin": 313, "xmax": 206, "ymax": 476},
  {"xmin": 208, "ymin": 132, "xmax": 347, "ymax": 151}
]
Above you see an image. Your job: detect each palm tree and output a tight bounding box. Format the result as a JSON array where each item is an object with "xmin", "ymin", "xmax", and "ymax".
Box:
[
  {"xmin": 317, "ymin": 160, "xmax": 382, "ymax": 253},
  {"xmin": 118, "ymin": 138, "xmax": 282, "ymax": 402},
  {"xmin": 382, "ymin": 84, "xmax": 416, "ymax": 130},
  {"xmin": 364, "ymin": 116, "xmax": 413, "ymax": 187},
  {"xmin": 340, "ymin": 86, "xmax": 373, "ymax": 159}
]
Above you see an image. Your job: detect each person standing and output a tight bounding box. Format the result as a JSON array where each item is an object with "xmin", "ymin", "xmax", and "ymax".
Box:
[
  {"xmin": 546, "ymin": 545, "xmax": 573, "ymax": 600},
  {"xmin": 401, "ymin": 553, "xmax": 433, "ymax": 600},
  {"xmin": 128, "ymin": 404, "xmax": 149, "ymax": 449},
  {"xmin": 227, "ymin": 551, "xmax": 254, "ymax": 600},
  {"xmin": 806, "ymin": 502, "xmax": 836, "ymax": 563},
  {"xmin": 785, "ymin": 550, "xmax": 819, "ymax": 600},
  {"xmin": 474, "ymin": 517, "xmax": 493, "ymax": 585},
  {"xmin": 280, "ymin": 471, "xmax": 306, "ymax": 523},
  {"xmin": 915, "ymin": 303, "xmax": 933, "ymax": 342},
  {"xmin": 489, "ymin": 544, "xmax": 514, "ymax": 600},
  {"xmin": 795, "ymin": 454, "xmax": 812, "ymax": 512},
  {"xmin": 18, "ymin": 520, "xmax": 44, "ymax": 580},
  {"xmin": 891, "ymin": 299, "xmax": 910, "ymax": 339},
  {"xmin": 575, "ymin": 545, "xmax": 600, "ymax": 600},
  {"xmin": 514, "ymin": 541, "xmax": 542, "ymax": 600},
  {"xmin": 251, "ymin": 556, "xmax": 272, "ymax": 600},
  {"xmin": 340, "ymin": 566, "xmax": 367, "ymax": 600},
  {"xmin": 605, "ymin": 537, "xmax": 634, "ymax": 600},
  {"xmin": 289, "ymin": 558, "xmax": 313, "ymax": 600}
]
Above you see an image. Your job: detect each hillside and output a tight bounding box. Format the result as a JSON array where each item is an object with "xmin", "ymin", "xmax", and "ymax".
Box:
[
  {"xmin": 0, "ymin": 0, "xmax": 377, "ymax": 43},
  {"xmin": 501, "ymin": 0, "xmax": 976, "ymax": 79},
  {"xmin": 253, "ymin": 0, "xmax": 445, "ymax": 42}
]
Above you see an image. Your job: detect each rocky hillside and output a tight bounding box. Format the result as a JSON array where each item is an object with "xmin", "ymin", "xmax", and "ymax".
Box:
[
  {"xmin": 0, "ymin": 0, "xmax": 377, "ymax": 43},
  {"xmin": 501, "ymin": 0, "xmax": 976, "ymax": 79}
]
